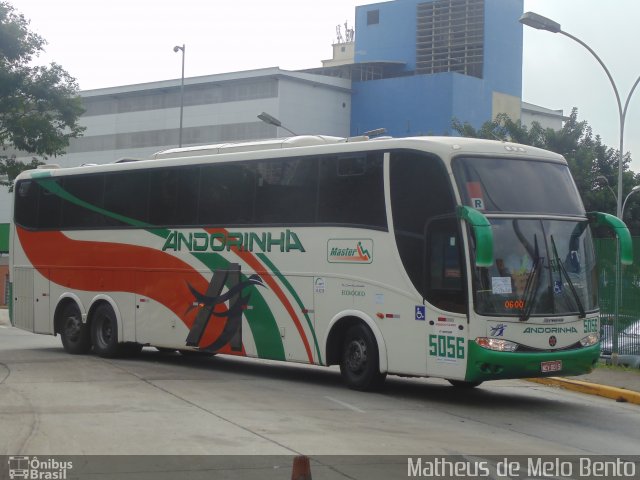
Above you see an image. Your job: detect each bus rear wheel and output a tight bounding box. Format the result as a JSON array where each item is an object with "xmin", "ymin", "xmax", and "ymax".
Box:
[
  {"xmin": 91, "ymin": 304, "xmax": 122, "ymax": 358},
  {"xmin": 340, "ymin": 324, "xmax": 386, "ymax": 391},
  {"xmin": 60, "ymin": 303, "xmax": 91, "ymax": 354}
]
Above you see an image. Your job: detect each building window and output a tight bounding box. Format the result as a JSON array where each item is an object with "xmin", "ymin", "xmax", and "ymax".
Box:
[
  {"xmin": 416, "ymin": 0, "xmax": 484, "ymax": 78},
  {"xmin": 367, "ymin": 9, "xmax": 380, "ymax": 25}
]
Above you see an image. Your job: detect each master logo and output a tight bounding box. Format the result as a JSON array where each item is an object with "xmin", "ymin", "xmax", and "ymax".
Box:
[{"xmin": 327, "ymin": 239, "xmax": 373, "ymax": 264}]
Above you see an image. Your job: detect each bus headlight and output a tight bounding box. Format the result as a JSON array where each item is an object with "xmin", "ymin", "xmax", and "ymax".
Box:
[
  {"xmin": 579, "ymin": 333, "xmax": 599, "ymax": 347},
  {"xmin": 475, "ymin": 337, "xmax": 518, "ymax": 352}
]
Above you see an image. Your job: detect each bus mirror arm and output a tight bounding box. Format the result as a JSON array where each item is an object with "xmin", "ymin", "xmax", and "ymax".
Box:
[
  {"xmin": 587, "ymin": 212, "xmax": 633, "ymax": 265},
  {"xmin": 456, "ymin": 206, "xmax": 493, "ymax": 268}
]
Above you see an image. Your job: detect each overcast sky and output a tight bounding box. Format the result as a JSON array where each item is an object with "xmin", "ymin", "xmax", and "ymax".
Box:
[{"xmin": 12, "ymin": 0, "xmax": 640, "ymax": 173}]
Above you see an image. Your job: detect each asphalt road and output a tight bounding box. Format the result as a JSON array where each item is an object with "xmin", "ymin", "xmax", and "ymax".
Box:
[{"xmin": 1, "ymin": 323, "xmax": 639, "ymax": 478}]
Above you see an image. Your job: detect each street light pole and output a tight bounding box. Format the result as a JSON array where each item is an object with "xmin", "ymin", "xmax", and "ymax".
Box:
[
  {"xmin": 173, "ymin": 44, "xmax": 186, "ymax": 148},
  {"xmin": 596, "ymin": 175, "xmax": 618, "ymax": 211},
  {"xmin": 257, "ymin": 112, "xmax": 298, "ymax": 136},
  {"xmin": 622, "ymin": 185, "xmax": 640, "ymax": 220},
  {"xmin": 520, "ymin": 12, "xmax": 640, "ymax": 219}
]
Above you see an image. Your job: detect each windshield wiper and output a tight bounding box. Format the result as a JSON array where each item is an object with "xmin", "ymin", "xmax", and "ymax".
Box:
[
  {"xmin": 550, "ymin": 235, "xmax": 586, "ymax": 318},
  {"xmin": 519, "ymin": 234, "xmax": 541, "ymax": 322},
  {"xmin": 519, "ymin": 257, "xmax": 541, "ymax": 322}
]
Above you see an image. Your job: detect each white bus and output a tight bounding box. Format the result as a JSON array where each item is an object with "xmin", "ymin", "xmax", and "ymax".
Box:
[{"xmin": 8, "ymin": 135, "xmax": 632, "ymax": 390}]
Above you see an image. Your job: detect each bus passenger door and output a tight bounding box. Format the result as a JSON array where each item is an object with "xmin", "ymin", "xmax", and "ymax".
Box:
[{"xmin": 424, "ymin": 217, "xmax": 469, "ymax": 380}]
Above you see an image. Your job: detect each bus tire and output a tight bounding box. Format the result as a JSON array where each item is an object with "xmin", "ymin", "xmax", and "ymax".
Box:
[
  {"xmin": 60, "ymin": 303, "xmax": 92, "ymax": 354},
  {"xmin": 447, "ymin": 379, "xmax": 482, "ymax": 388},
  {"xmin": 340, "ymin": 324, "xmax": 386, "ymax": 391},
  {"xmin": 91, "ymin": 303, "xmax": 122, "ymax": 358}
]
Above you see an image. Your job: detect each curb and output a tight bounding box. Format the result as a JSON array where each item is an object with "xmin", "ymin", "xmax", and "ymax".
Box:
[{"xmin": 527, "ymin": 377, "xmax": 640, "ymax": 405}]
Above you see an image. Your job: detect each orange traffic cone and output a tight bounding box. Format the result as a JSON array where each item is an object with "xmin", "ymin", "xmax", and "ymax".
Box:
[{"xmin": 291, "ymin": 455, "xmax": 312, "ymax": 480}]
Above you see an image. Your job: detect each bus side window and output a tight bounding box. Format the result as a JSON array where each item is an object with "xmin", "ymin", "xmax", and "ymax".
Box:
[
  {"xmin": 15, "ymin": 180, "xmax": 39, "ymax": 229},
  {"xmin": 318, "ymin": 152, "xmax": 386, "ymax": 228},
  {"xmin": 426, "ymin": 218, "xmax": 466, "ymax": 314}
]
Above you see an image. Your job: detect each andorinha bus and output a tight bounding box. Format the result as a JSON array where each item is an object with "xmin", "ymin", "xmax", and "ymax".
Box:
[{"xmin": 8, "ymin": 135, "xmax": 633, "ymax": 390}]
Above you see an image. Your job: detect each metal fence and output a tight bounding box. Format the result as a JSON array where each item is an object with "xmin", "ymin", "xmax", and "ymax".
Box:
[{"xmin": 594, "ymin": 237, "xmax": 640, "ymax": 358}]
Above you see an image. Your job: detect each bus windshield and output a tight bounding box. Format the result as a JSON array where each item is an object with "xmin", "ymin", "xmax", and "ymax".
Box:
[
  {"xmin": 453, "ymin": 157, "xmax": 584, "ymax": 215},
  {"xmin": 472, "ymin": 218, "xmax": 598, "ymax": 318}
]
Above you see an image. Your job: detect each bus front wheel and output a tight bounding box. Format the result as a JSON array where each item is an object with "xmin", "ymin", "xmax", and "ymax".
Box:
[
  {"xmin": 91, "ymin": 304, "xmax": 122, "ymax": 358},
  {"xmin": 340, "ymin": 324, "xmax": 386, "ymax": 391},
  {"xmin": 60, "ymin": 303, "xmax": 92, "ymax": 354}
]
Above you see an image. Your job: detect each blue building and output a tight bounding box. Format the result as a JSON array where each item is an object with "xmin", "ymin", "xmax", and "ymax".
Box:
[{"xmin": 348, "ymin": 0, "xmax": 523, "ymax": 136}]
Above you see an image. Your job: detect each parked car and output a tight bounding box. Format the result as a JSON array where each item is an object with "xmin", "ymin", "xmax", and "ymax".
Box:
[{"xmin": 600, "ymin": 319, "xmax": 640, "ymax": 368}]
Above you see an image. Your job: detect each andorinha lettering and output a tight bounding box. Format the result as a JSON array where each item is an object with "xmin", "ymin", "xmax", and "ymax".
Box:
[
  {"xmin": 523, "ymin": 327, "xmax": 579, "ymax": 334},
  {"xmin": 162, "ymin": 229, "xmax": 305, "ymax": 253}
]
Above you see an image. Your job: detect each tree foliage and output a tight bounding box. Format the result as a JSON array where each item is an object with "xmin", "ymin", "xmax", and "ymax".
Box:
[
  {"xmin": 452, "ymin": 109, "xmax": 640, "ymax": 234},
  {"xmin": 0, "ymin": 1, "xmax": 84, "ymax": 189}
]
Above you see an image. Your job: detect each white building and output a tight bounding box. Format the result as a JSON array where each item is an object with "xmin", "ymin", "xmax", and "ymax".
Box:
[{"xmin": 0, "ymin": 67, "xmax": 352, "ymax": 223}]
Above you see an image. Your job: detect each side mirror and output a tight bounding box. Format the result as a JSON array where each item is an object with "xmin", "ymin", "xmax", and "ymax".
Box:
[
  {"xmin": 457, "ymin": 206, "xmax": 493, "ymax": 267},
  {"xmin": 587, "ymin": 212, "xmax": 633, "ymax": 265}
]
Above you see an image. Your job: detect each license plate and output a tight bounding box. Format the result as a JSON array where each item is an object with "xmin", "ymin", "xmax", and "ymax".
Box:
[{"xmin": 541, "ymin": 360, "xmax": 562, "ymax": 373}]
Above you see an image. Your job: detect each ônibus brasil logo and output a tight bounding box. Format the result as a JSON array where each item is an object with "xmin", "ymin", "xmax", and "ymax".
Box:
[{"xmin": 327, "ymin": 239, "xmax": 373, "ymax": 264}]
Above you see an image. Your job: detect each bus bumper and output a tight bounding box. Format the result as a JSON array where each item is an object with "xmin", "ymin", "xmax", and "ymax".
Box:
[{"xmin": 465, "ymin": 342, "xmax": 600, "ymax": 383}]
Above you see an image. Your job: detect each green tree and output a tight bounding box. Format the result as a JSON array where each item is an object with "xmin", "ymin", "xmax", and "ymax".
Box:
[{"xmin": 0, "ymin": 1, "xmax": 84, "ymax": 190}]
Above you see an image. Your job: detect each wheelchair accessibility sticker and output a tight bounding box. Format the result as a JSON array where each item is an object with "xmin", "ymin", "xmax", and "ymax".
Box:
[{"xmin": 415, "ymin": 305, "xmax": 426, "ymax": 321}]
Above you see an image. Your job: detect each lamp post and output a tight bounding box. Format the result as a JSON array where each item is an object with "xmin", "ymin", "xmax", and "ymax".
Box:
[
  {"xmin": 520, "ymin": 12, "xmax": 640, "ymax": 220},
  {"xmin": 257, "ymin": 112, "xmax": 298, "ymax": 136},
  {"xmin": 173, "ymin": 44, "xmax": 185, "ymax": 148},
  {"xmin": 596, "ymin": 175, "xmax": 618, "ymax": 210},
  {"xmin": 622, "ymin": 185, "xmax": 640, "ymax": 220}
]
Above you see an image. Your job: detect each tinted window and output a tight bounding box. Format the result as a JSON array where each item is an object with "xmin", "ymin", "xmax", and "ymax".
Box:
[
  {"xmin": 36, "ymin": 179, "xmax": 62, "ymax": 229},
  {"xmin": 254, "ymin": 158, "xmax": 317, "ymax": 224},
  {"xmin": 14, "ymin": 180, "xmax": 39, "ymax": 228},
  {"xmin": 453, "ymin": 157, "xmax": 584, "ymax": 215},
  {"xmin": 318, "ymin": 153, "xmax": 386, "ymax": 228},
  {"xmin": 104, "ymin": 171, "xmax": 149, "ymax": 225},
  {"xmin": 62, "ymin": 175, "xmax": 105, "ymax": 228},
  {"xmin": 149, "ymin": 167, "xmax": 199, "ymax": 226},
  {"xmin": 390, "ymin": 151, "xmax": 455, "ymax": 298},
  {"xmin": 199, "ymin": 164, "xmax": 255, "ymax": 225}
]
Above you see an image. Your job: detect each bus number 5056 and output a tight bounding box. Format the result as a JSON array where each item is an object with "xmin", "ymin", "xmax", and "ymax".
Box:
[{"xmin": 428, "ymin": 335, "xmax": 465, "ymax": 359}]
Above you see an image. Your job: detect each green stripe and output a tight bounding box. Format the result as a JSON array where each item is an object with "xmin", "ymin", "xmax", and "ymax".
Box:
[
  {"xmin": 257, "ymin": 252, "xmax": 322, "ymax": 363},
  {"xmin": 39, "ymin": 179, "xmax": 158, "ymax": 231},
  {"xmin": 36, "ymin": 179, "xmax": 285, "ymax": 360}
]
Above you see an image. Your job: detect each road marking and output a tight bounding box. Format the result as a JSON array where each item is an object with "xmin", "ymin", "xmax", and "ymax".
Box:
[{"xmin": 324, "ymin": 396, "xmax": 366, "ymax": 413}]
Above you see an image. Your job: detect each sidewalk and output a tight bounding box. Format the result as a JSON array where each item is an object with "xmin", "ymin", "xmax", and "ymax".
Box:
[
  {"xmin": 529, "ymin": 366, "xmax": 640, "ymax": 405},
  {"xmin": 0, "ymin": 306, "xmax": 637, "ymax": 403}
]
